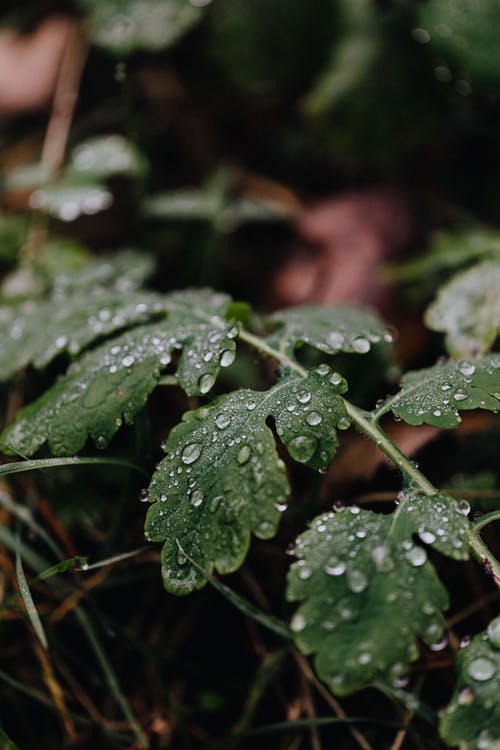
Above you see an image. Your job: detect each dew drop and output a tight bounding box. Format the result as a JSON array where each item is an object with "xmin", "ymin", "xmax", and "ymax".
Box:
[
  {"xmin": 468, "ymin": 657, "xmax": 496, "ymax": 682},
  {"xmin": 289, "ymin": 434, "xmax": 317, "ymax": 462},
  {"xmin": 198, "ymin": 372, "xmax": 215, "ymax": 394},
  {"xmin": 215, "ymin": 413, "xmax": 231, "ymax": 429},
  {"xmin": 181, "ymin": 443, "xmax": 202, "ymax": 465},
  {"xmin": 487, "ymin": 616, "xmax": 500, "ymax": 649},
  {"xmin": 190, "ymin": 488, "xmax": 204, "ymax": 507},
  {"xmin": 122, "ymin": 354, "xmax": 135, "ymax": 367},
  {"xmin": 418, "ymin": 530, "xmax": 436, "ymax": 545},
  {"xmin": 298, "ymin": 566, "xmax": 312, "ymax": 580},
  {"xmin": 306, "ymin": 411, "xmax": 322, "ymax": 426},
  {"xmin": 458, "ymin": 360, "xmax": 475, "ymax": 377},
  {"xmin": 347, "ymin": 568, "xmax": 368, "ymax": 593},
  {"xmin": 316, "ymin": 363, "xmax": 330, "ymax": 376},
  {"xmin": 139, "ymin": 488, "xmax": 149, "ymax": 502},
  {"xmin": 329, "ymin": 371, "xmax": 343, "ymax": 386},
  {"xmin": 95, "ymin": 435, "xmax": 107, "ymax": 449},
  {"xmin": 405, "ymin": 546, "xmax": 427, "ymax": 567},
  {"xmin": 351, "ymin": 336, "xmax": 370, "ymax": 354},
  {"xmin": 327, "ymin": 331, "xmax": 344, "ymax": 349},
  {"xmin": 337, "ymin": 416, "xmax": 351, "ymax": 430},
  {"xmin": 457, "ymin": 686, "xmax": 475, "ymax": 705},
  {"xmin": 297, "ymin": 391, "xmax": 311, "ymax": 404},
  {"xmin": 324, "ymin": 557, "xmax": 346, "ymax": 576},
  {"xmin": 455, "ymin": 498, "xmax": 471, "ymax": 516},
  {"xmin": 291, "ymin": 612, "xmax": 306, "ymax": 632},
  {"xmin": 237, "ymin": 445, "xmax": 251, "ymax": 464},
  {"xmin": 220, "ymin": 349, "xmax": 235, "ymax": 367},
  {"xmin": 453, "ymin": 389, "xmax": 468, "ymax": 402}
]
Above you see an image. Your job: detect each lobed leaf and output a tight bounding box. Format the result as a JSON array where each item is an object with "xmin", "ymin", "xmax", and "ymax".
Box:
[
  {"xmin": 1, "ymin": 290, "xmax": 236, "ymax": 456},
  {"xmin": 78, "ymin": 0, "xmax": 204, "ymax": 55},
  {"xmin": 0, "ymin": 290, "xmax": 167, "ymax": 380},
  {"xmin": 425, "ymin": 260, "xmax": 500, "ymax": 358},
  {"xmin": 380, "ymin": 355, "xmax": 500, "ymax": 427},
  {"xmin": 286, "ymin": 487, "xmax": 471, "ymax": 695},
  {"xmin": 266, "ymin": 304, "xmax": 393, "ymax": 358},
  {"xmin": 145, "ymin": 366, "xmax": 349, "ymax": 595},
  {"xmin": 440, "ymin": 616, "xmax": 500, "ymax": 750}
]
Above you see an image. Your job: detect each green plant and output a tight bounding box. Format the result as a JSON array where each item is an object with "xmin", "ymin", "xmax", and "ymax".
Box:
[{"xmin": 0, "ymin": 250, "xmax": 499, "ymax": 748}]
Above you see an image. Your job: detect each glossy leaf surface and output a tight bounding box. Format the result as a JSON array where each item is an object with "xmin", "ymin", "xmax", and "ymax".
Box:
[{"xmin": 145, "ymin": 366, "xmax": 349, "ymax": 594}]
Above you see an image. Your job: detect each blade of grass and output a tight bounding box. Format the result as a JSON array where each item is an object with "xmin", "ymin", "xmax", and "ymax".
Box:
[
  {"xmin": 0, "ymin": 488, "xmax": 63, "ymax": 559},
  {"xmin": 0, "ymin": 456, "xmax": 147, "ymax": 478},
  {"xmin": 15, "ymin": 539, "xmax": 48, "ymax": 650},
  {"xmin": 176, "ymin": 540, "xmax": 292, "ymax": 639},
  {"xmin": 0, "ymin": 524, "xmax": 48, "ymax": 572},
  {"xmin": 34, "ymin": 557, "xmax": 88, "ymax": 582},
  {"xmin": 73, "ymin": 606, "xmax": 148, "ymax": 749},
  {"xmin": 0, "ymin": 726, "xmax": 20, "ymax": 750},
  {"xmin": 81, "ymin": 546, "xmax": 149, "ymax": 571}
]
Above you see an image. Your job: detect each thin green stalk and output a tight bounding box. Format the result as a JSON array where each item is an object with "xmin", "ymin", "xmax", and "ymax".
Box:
[
  {"xmin": 236, "ymin": 325, "xmax": 500, "ymax": 581},
  {"xmin": 73, "ymin": 607, "xmax": 148, "ymax": 748},
  {"xmin": 0, "ymin": 456, "xmax": 147, "ymax": 478},
  {"xmin": 472, "ymin": 509, "xmax": 500, "ymax": 533}
]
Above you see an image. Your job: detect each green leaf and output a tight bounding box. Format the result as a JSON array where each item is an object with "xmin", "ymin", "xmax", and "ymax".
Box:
[
  {"xmin": 78, "ymin": 0, "xmax": 204, "ymax": 55},
  {"xmin": 16, "ymin": 547, "xmax": 48, "ymax": 650},
  {"xmin": 49, "ymin": 249, "xmax": 154, "ymax": 296},
  {"xmin": 389, "ymin": 228, "xmax": 500, "ymax": 283},
  {"xmin": 286, "ymin": 501, "xmax": 455, "ymax": 695},
  {"xmin": 0, "ymin": 290, "xmax": 167, "ymax": 380},
  {"xmin": 68, "ymin": 135, "xmax": 147, "ymax": 181},
  {"xmin": 425, "ymin": 260, "xmax": 500, "ymax": 358},
  {"xmin": 440, "ymin": 616, "xmax": 500, "ymax": 750},
  {"xmin": 1, "ymin": 290, "xmax": 236, "ymax": 456},
  {"xmin": 145, "ymin": 366, "xmax": 349, "ymax": 595},
  {"xmin": 380, "ymin": 355, "xmax": 500, "ymax": 427},
  {"xmin": 419, "ymin": 0, "xmax": 500, "ymax": 89},
  {"xmin": 30, "ymin": 180, "xmax": 113, "ymax": 222},
  {"xmin": 266, "ymin": 305, "xmax": 393, "ymax": 358}
]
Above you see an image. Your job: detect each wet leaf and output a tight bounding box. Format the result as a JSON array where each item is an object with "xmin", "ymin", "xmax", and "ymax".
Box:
[
  {"xmin": 440, "ymin": 616, "xmax": 500, "ymax": 749},
  {"xmin": 380, "ymin": 355, "xmax": 500, "ymax": 427},
  {"xmin": 68, "ymin": 135, "xmax": 147, "ymax": 181},
  {"xmin": 425, "ymin": 260, "xmax": 500, "ymax": 358},
  {"xmin": 1, "ymin": 290, "xmax": 236, "ymax": 455},
  {"xmin": 419, "ymin": 0, "xmax": 500, "ymax": 88},
  {"xmin": 30, "ymin": 180, "xmax": 113, "ymax": 222},
  {"xmin": 286, "ymin": 500, "xmax": 456, "ymax": 695},
  {"xmin": 78, "ymin": 0, "xmax": 204, "ymax": 55},
  {"xmin": 145, "ymin": 367, "xmax": 349, "ymax": 595},
  {"xmin": 0, "ymin": 290, "xmax": 167, "ymax": 380},
  {"xmin": 266, "ymin": 304, "xmax": 392, "ymax": 358}
]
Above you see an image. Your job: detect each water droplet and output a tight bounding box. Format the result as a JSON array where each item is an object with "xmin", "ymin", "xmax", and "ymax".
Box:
[
  {"xmin": 181, "ymin": 443, "xmax": 202, "ymax": 465},
  {"xmin": 316, "ymin": 363, "xmax": 330, "ymax": 376},
  {"xmin": 95, "ymin": 435, "xmax": 107, "ymax": 449},
  {"xmin": 371, "ymin": 544, "xmax": 395, "ymax": 572},
  {"xmin": 327, "ymin": 331, "xmax": 344, "ymax": 349},
  {"xmin": 190, "ymin": 488, "xmax": 204, "ymax": 507},
  {"xmin": 220, "ymin": 349, "xmax": 235, "ymax": 368},
  {"xmin": 405, "ymin": 546, "xmax": 427, "ymax": 567},
  {"xmin": 122, "ymin": 354, "xmax": 135, "ymax": 367},
  {"xmin": 237, "ymin": 445, "xmax": 251, "ymax": 464},
  {"xmin": 487, "ymin": 616, "xmax": 500, "ymax": 649},
  {"xmin": 412, "ymin": 27, "xmax": 431, "ymax": 43},
  {"xmin": 430, "ymin": 634, "xmax": 448, "ymax": 652},
  {"xmin": 329, "ymin": 371, "xmax": 343, "ymax": 386},
  {"xmin": 351, "ymin": 336, "xmax": 370, "ymax": 354},
  {"xmin": 324, "ymin": 557, "xmax": 346, "ymax": 576},
  {"xmin": 418, "ymin": 530, "xmax": 436, "ymax": 545},
  {"xmin": 139, "ymin": 488, "xmax": 149, "ymax": 502},
  {"xmin": 289, "ymin": 434, "xmax": 317, "ymax": 462},
  {"xmin": 227, "ymin": 324, "xmax": 239, "ymax": 339},
  {"xmin": 457, "ymin": 686, "xmax": 475, "ymax": 705},
  {"xmin": 257, "ymin": 520, "xmax": 274, "ymax": 536},
  {"xmin": 347, "ymin": 568, "xmax": 368, "ymax": 593},
  {"xmin": 198, "ymin": 372, "xmax": 215, "ymax": 394},
  {"xmin": 468, "ymin": 657, "xmax": 496, "ymax": 681},
  {"xmin": 215, "ymin": 413, "xmax": 231, "ymax": 429},
  {"xmin": 458, "ymin": 360, "xmax": 475, "ymax": 377},
  {"xmin": 337, "ymin": 416, "xmax": 351, "ymax": 430},
  {"xmin": 455, "ymin": 499, "xmax": 470, "ymax": 516},
  {"xmin": 305, "ymin": 411, "xmax": 322, "ymax": 426},
  {"xmin": 358, "ymin": 652, "xmax": 372, "ymax": 665},
  {"xmin": 246, "ymin": 400, "xmax": 257, "ymax": 411},
  {"xmin": 291, "ymin": 612, "xmax": 306, "ymax": 632},
  {"xmin": 298, "ymin": 566, "xmax": 312, "ymax": 580},
  {"xmin": 453, "ymin": 389, "xmax": 468, "ymax": 402},
  {"xmin": 297, "ymin": 391, "xmax": 311, "ymax": 404}
]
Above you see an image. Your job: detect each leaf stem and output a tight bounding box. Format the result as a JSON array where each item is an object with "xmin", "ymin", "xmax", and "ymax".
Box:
[
  {"xmin": 236, "ymin": 324, "xmax": 500, "ymax": 580},
  {"xmin": 472, "ymin": 509, "xmax": 500, "ymax": 532}
]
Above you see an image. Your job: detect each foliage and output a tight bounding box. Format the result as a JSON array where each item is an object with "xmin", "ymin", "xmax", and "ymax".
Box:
[{"xmin": 0, "ymin": 1, "xmax": 499, "ymax": 749}]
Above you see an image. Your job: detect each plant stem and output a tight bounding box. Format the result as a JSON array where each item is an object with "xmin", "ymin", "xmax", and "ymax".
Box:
[
  {"xmin": 236, "ymin": 325, "xmax": 500, "ymax": 581},
  {"xmin": 472, "ymin": 509, "xmax": 500, "ymax": 532}
]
